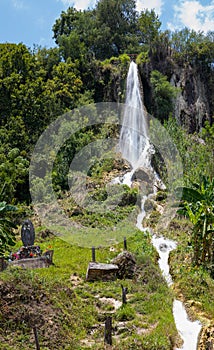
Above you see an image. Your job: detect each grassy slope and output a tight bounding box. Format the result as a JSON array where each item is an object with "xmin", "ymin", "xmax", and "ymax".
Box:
[
  {"xmin": 1, "ymin": 161, "xmax": 213, "ymax": 349},
  {"xmin": 0, "ymin": 225, "xmax": 179, "ymax": 350}
]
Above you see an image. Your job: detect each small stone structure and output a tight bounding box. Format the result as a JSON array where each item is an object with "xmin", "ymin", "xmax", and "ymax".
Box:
[
  {"xmin": 8, "ymin": 219, "xmax": 54, "ymax": 269},
  {"xmin": 86, "ymin": 262, "xmax": 119, "ymax": 282},
  {"xmin": 9, "ymin": 256, "xmax": 51, "ymax": 269}
]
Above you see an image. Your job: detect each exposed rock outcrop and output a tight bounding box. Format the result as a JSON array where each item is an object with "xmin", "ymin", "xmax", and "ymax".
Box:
[
  {"xmin": 131, "ymin": 166, "xmax": 155, "ymax": 195},
  {"xmin": 138, "ymin": 60, "xmax": 212, "ymax": 133},
  {"xmin": 170, "ymin": 66, "xmax": 210, "ymax": 132}
]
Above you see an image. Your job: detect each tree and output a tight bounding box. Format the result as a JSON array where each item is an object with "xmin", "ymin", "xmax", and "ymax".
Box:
[
  {"xmin": 33, "ymin": 46, "xmax": 61, "ymax": 79},
  {"xmin": 57, "ymin": 31, "xmax": 87, "ymax": 62},
  {"xmin": 52, "ymin": 7, "xmax": 95, "ymax": 61},
  {"xmin": 95, "ymin": 0, "xmax": 138, "ymax": 57},
  {"xmin": 178, "ymin": 176, "xmax": 214, "ymax": 271},
  {"xmin": 150, "ymin": 70, "xmax": 179, "ymax": 121},
  {"xmin": 0, "ymin": 43, "xmax": 34, "ymax": 127},
  {"xmin": 52, "ymin": 7, "xmax": 82, "ymax": 45},
  {"xmin": 50, "ymin": 59, "xmax": 83, "ymax": 110},
  {"xmin": 170, "ymin": 28, "xmax": 214, "ymax": 67},
  {"xmin": 52, "ymin": 1, "xmax": 139, "ymax": 60},
  {"xmin": 0, "ymin": 147, "xmax": 30, "ymax": 203},
  {"xmin": 0, "ymin": 200, "xmax": 17, "ymax": 258},
  {"xmin": 138, "ymin": 9, "xmax": 161, "ymax": 47}
]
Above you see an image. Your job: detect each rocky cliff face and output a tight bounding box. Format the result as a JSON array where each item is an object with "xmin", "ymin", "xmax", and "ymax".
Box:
[
  {"xmin": 94, "ymin": 57, "xmax": 213, "ymax": 133},
  {"xmin": 139, "ymin": 60, "xmax": 212, "ymax": 133},
  {"xmin": 170, "ymin": 65, "xmax": 210, "ymax": 132}
]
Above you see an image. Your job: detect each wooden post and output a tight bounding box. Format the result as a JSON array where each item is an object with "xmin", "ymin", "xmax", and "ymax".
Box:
[
  {"xmin": 123, "ymin": 237, "xmax": 127, "ymax": 250},
  {"xmin": 33, "ymin": 327, "xmax": 40, "ymax": 350},
  {"xmin": 104, "ymin": 316, "xmax": 112, "ymax": 345},
  {"xmin": 121, "ymin": 285, "xmax": 127, "ymax": 304},
  {"xmin": 92, "ymin": 246, "xmax": 96, "ymax": 262}
]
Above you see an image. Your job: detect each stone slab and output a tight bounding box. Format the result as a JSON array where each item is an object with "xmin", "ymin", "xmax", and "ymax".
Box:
[
  {"xmin": 86, "ymin": 262, "xmax": 119, "ymax": 282},
  {"xmin": 9, "ymin": 256, "xmax": 51, "ymax": 269}
]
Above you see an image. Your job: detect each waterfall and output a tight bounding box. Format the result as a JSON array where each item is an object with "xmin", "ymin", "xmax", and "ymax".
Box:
[
  {"xmin": 119, "ymin": 61, "xmax": 150, "ymax": 169},
  {"xmin": 119, "ymin": 61, "xmax": 201, "ymax": 349}
]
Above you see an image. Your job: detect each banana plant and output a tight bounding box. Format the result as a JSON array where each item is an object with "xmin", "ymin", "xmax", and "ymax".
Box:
[{"xmin": 177, "ymin": 176, "xmax": 214, "ymax": 267}]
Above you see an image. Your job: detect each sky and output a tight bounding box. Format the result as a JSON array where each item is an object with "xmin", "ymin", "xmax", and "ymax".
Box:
[{"xmin": 0, "ymin": 0, "xmax": 213, "ymax": 49}]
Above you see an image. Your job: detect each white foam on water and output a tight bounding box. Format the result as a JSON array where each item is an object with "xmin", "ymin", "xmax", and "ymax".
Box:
[{"xmin": 173, "ymin": 299, "xmax": 202, "ymax": 350}]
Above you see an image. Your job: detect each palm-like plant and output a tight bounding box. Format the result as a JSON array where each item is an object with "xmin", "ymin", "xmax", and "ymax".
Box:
[
  {"xmin": 178, "ymin": 176, "xmax": 214, "ymax": 268},
  {"xmin": 0, "ymin": 201, "xmax": 17, "ymax": 258}
]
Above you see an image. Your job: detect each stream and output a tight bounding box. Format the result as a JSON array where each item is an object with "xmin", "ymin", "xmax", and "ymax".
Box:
[
  {"xmin": 120, "ymin": 169, "xmax": 202, "ymax": 349},
  {"xmin": 119, "ymin": 60, "xmax": 202, "ymax": 349},
  {"xmin": 152, "ymin": 235, "xmax": 202, "ymax": 350}
]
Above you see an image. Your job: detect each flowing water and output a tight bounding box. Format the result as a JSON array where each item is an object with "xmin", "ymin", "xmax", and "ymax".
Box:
[
  {"xmin": 119, "ymin": 61, "xmax": 150, "ymax": 168},
  {"xmin": 119, "ymin": 61, "xmax": 202, "ymax": 349}
]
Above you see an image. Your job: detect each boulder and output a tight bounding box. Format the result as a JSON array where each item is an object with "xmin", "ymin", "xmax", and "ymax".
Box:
[
  {"xmin": 131, "ymin": 167, "xmax": 153, "ymax": 183},
  {"xmin": 131, "ymin": 167, "xmax": 155, "ymax": 195},
  {"xmin": 112, "ymin": 251, "xmax": 136, "ymax": 279},
  {"xmin": 86, "ymin": 262, "xmax": 119, "ymax": 282}
]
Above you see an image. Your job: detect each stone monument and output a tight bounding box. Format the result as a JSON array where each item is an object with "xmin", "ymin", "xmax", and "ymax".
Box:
[
  {"xmin": 9, "ymin": 220, "xmax": 54, "ymax": 269},
  {"xmin": 21, "ymin": 219, "xmax": 35, "ymax": 247}
]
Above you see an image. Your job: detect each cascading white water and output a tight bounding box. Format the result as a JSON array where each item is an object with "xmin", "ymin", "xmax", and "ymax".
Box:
[
  {"xmin": 119, "ymin": 61, "xmax": 150, "ymax": 169},
  {"xmin": 119, "ymin": 60, "xmax": 202, "ymax": 349},
  {"xmin": 152, "ymin": 235, "xmax": 202, "ymax": 350}
]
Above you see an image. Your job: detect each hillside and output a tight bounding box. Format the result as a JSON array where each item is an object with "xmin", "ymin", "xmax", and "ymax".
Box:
[
  {"xmin": 0, "ymin": 226, "xmax": 178, "ymax": 349},
  {"xmin": 0, "ymin": 1, "xmax": 213, "ymax": 349},
  {"xmin": 0, "ymin": 196, "xmax": 214, "ymax": 349}
]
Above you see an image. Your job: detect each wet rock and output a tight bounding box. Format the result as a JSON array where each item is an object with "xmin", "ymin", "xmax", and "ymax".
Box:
[
  {"xmin": 171, "ymin": 67, "xmax": 210, "ymax": 132},
  {"xmin": 155, "ymin": 190, "xmax": 167, "ymax": 201},
  {"xmin": 144, "ymin": 198, "xmax": 156, "ymax": 212},
  {"xmin": 159, "ymin": 243, "xmax": 168, "ymax": 252},
  {"xmin": 131, "ymin": 167, "xmax": 154, "ymax": 184}
]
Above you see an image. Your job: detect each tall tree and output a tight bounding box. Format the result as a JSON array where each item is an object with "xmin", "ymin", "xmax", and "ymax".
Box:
[
  {"xmin": 52, "ymin": 1, "xmax": 139, "ymax": 60},
  {"xmin": 150, "ymin": 70, "xmax": 179, "ymax": 121},
  {"xmin": 138, "ymin": 9, "xmax": 161, "ymax": 47},
  {"xmin": 95, "ymin": 0, "xmax": 138, "ymax": 57},
  {"xmin": 52, "ymin": 7, "xmax": 82, "ymax": 44},
  {"xmin": 52, "ymin": 7, "xmax": 96, "ymax": 61}
]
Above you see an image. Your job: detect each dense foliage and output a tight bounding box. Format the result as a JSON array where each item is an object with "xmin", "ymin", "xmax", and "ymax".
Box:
[{"xmin": 0, "ymin": 200, "xmax": 17, "ymax": 257}]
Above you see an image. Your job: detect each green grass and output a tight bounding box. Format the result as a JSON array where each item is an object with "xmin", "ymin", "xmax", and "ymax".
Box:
[
  {"xmin": 0, "ymin": 227, "xmax": 179, "ymax": 349},
  {"xmin": 3, "ymin": 208, "xmax": 214, "ymax": 349}
]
